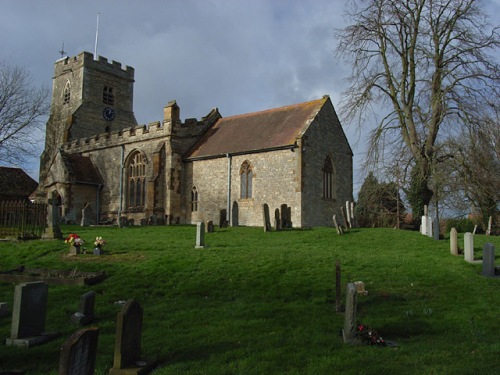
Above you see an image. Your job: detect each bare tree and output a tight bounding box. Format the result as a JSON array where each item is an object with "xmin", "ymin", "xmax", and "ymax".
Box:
[
  {"xmin": 336, "ymin": 0, "xmax": 500, "ymax": 217},
  {"xmin": 0, "ymin": 60, "xmax": 49, "ymax": 167}
]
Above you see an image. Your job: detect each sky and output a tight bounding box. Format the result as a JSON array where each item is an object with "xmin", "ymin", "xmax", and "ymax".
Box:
[{"xmin": 2, "ymin": 0, "xmax": 500, "ymax": 196}]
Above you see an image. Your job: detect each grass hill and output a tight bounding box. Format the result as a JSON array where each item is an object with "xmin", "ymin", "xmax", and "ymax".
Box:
[{"xmin": 0, "ymin": 225, "xmax": 499, "ymax": 374}]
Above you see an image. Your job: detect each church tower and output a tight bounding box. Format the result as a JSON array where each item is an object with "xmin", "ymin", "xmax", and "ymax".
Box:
[{"xmin": 39, "ymin": 51, "xmax": 137, "ymax": 182}]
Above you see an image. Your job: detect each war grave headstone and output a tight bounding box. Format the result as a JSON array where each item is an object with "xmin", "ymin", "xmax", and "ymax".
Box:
[
  {"xmin": 71, "ymin": 291, "xmax": 96, "ymax": 326},
  {"xmin": 450, "ymin": 228, "xmax": 459, "ymax": 255},
  {"xmin": 59, "ymin": 327, "xmax": 99, "ymax": 375},
  {"xmin": 262, "ymin": 204, "xmax": 272, "ymax": 232},
  {"xmin": 109, "ymin": 299, "xmax": 157, "ymax": 375},
  {"xmin": 195, "ymin": 222, "xmax": 205, "ymax": 249},
  {"xmin": 6, "ymin": 281, "xmax": 59, "ymax": 347},
  {"xmin": 464, "ymin": 232, "xmax": 476, "ymax": 263},
  {"xmin": 481, "ymin": 243, "xmax": 499, "ymax": 277}
]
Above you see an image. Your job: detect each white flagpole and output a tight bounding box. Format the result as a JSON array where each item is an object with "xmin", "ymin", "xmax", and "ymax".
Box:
[{"xmin": 94, "ymin": 13, "xmax": 100, "ymax": 59}]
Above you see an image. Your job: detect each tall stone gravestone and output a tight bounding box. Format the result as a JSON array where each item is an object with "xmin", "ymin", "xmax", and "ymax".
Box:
[
  {"xmin": 262, "ymin": 204, "xmax": 271, "ymax": 232},
  {"xmin": 432, "ymin": 218, "xmax": 439, "ymax": 240},
  {"xmin": 464, "ymin": 232, "xmax": 474, "ymax": 263},
  {"xmin": 340, "ymin": 206, "xmax": 349, "ymax": 231},
  {"xmin": 6, "ymin": 281, "xmax": 58, "ymax": 347},
  {"xmin": 195, "ymin": 222, "xmax": 205, "ymax": 249},
  {"xmin": 43, "ymin": 191, "xmax": 62, "ymax": 239},
  {"xmin": 109, "ymin": 299, "xmax": 156, "ymax": 375},
  {"xmin": 450, "ymin": 228, "xmax": 458, "ymax": 255},
  {"xmin": 482, "ymin": 243, "xmax": 496, "ymax": 277},
  {"xmin": 342, "ymin": 283, "xmax": 358, "ymax": 344},
  {"xmin": 219, "ymin": 209, "xmax": 227, "ymax": 228},
  {"xmin": 59, "ymin": 327, "xmax": 99, "ymax": 375},
  {"xmin": 71, "ymin": 291, "xmax": 96, "ymax": 326},
  {"xmin": 274, "ymin": 208, "xmax": 281, "ymax": 231},
  {"xmin": 345, "ymin": 201, "xmax": 352, "ymax": 228},
  {"xmin": 332, "ymin": 215, "xmax": 342, "ymax": 235},
  {"xmin": 426, "ymin": 217, "xmax": 433, "ymax": 238}
]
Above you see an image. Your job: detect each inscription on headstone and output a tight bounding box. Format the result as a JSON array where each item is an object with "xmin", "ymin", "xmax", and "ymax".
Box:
[
  {"xmin": 71, "ymin": 291, "xmax": 96, "ymax": 326},
  {"xmin": 59, "ymin": 327, "xmax": 99, "ymax": 375}
]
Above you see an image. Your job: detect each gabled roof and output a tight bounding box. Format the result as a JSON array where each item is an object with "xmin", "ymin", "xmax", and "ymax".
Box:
[
  {"xmin": 0, "ymin": 167, "xmax": 38, "ymax": 198},
  {"xmin": 186, "ymin": 97, "xmax": 330, "ymax": 160},
  {"xmin": 62, "ymin": 153, "xmax": 103, "ymax": 184}
]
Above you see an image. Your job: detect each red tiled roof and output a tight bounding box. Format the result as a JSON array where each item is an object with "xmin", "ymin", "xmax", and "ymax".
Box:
[
  {"xmin": 186, "ymin": 97, "xmax": 328, "ymax": 159},
  {"xmin": 0, "ymin": 167, "xmax": 38, "ymax": 197}
]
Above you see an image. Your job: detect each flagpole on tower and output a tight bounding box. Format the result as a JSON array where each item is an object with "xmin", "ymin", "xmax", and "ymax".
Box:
[{"xmin": 94, "ymin": 13, "xmax": 100, "ymax": 59}]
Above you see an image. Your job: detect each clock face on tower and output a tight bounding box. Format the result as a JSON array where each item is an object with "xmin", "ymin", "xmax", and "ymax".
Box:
[{"xmin": 103, "ymin": 107, "xmax": 115, "ymax": 121}]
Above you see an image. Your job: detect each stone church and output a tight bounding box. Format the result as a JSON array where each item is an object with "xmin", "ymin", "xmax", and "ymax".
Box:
[{"xmin": 38, "ymin": 51, "xmax": 353, "ymax": 228}]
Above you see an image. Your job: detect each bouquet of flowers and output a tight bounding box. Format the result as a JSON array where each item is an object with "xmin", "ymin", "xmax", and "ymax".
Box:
[
  {"xmin": 65, "ymin": 233, "xmax": 84, "ymax": 247},
  {"xmin": 94, "ymin": 236, "xmax": 106, "ymax": 248},
  {"xmin": 355, "ymin": 323, "xmax": 386, "ymax": 346}
]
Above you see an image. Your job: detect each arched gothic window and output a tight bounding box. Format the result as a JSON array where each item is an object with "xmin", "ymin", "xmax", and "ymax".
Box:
[
  {"xmin": 322, "ymin": 156, "xmax": 335, "ymax": 199},
  {"xmin": 63, "ymin": 81, "xmax": 71, "ymax": 104},
  {"xmin": 191, "ymin": 186, "xmax": 199, "ymax": 212},
  {"xmin": 240, "ymin": 161, "xmax": 253, "ymax": 199},
  {"xmin": 127, "ymin": 151, "xmax": 146, "ymax": 208}
]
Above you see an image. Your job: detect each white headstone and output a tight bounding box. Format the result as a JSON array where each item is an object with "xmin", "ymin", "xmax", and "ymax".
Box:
[
  {"xmin": 427, "ymin": 217, "xmax": 433, "ymax": 238},
  {"xmin": 464, "ymin": 232, "xmax": 474, "ymax": 262},
  {"xmin": 421, "ymin": 216, "xmax": 428, "ymax": 235}
]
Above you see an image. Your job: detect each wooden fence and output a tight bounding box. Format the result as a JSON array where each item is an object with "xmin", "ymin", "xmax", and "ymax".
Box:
[{"xmin": 0, "ymin": 201, "xmax": 47, "ymax": 239}]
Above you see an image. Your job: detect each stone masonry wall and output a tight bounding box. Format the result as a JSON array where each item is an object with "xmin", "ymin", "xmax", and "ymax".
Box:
[
  {"xmin": 301, "ymin": 102, "xmax": 353, "ymax": 227},
  {"xmin": 185, "ymin": 149, "xmax": 302, "ymax": 227}
]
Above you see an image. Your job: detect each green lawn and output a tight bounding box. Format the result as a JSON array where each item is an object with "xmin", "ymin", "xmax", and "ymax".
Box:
[{"xmin": 0, "ymin": 225, "xmax": 499, "ymax": 374}]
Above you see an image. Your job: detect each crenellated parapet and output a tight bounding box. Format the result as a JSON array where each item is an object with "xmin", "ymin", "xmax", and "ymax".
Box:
[{"xmin": 55, "ymin": 51, "xmax": 134, "ymax": 80}]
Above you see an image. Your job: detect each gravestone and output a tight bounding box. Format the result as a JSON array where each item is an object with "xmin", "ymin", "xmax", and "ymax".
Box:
[
  {"xmin": 262, "ymin": 204, "xmax": 272, "ymax": 232},
  {"xmin": 332, "ymin": 215, "xmax": 342, "ymax": 235},
  {"xmin": 274, "ymin": 208, "xmax": 281, "ymax": 231},
  {"xmin": 450, "ymin": 228, "xmax": 458, "ymax": 255},
  {"xmin": 486, "ymin": 216, "xmax": 492, "ymax": 236},
  {"xmin": 140, "ymin": 218, "xmax": 148, "ymax": 226},
  {"xmin": 280, "ymin": 204, "xmax": 288, "ymax": 228},
  {"xmin": 109, "ymin": 299, "xmax": 157, "ymax": 375},
  {"xmin": 71, "ymin": 291, "xmax": 96, "ymax": 326},
  {"xmin": 231, "ymin": 201, "xmax": 239, "ymax": 227},
  {"xmin": 287, "ymin": 206, "xmax": 292, "ymax": 228},
  {"xmin": 0, "ymin": 302, "xmax": 9, "ymax": 318},
  {"xmin": 219, "ymin": 209, "xmax": 227, "ymax": 228},
  {"xmin": 345, "ymin": 201, "xmax": 351, "ymax": 228},
  {"xmin": 42, "ymin": 191, "xmax": 63, "ymax": 239},
  {"xmin": 482, "ymin": 243, "xmax": 496, "ymax": 277},
  {"xmin": 59, "ymin": 327, "xmax": 99, "ymax": 375},
  {"xmin": 464, "ymin": 232, "xmax": 474, "ymax": 262},
  {"xmin": 342, "ymin": 283, "xmax": 358, "ymax": 344},
  {"xmin": 421, "ymin": 215, "xmax": 428, "ymax": 235},
  {"xmin": 350, "ymin": 201, "xmax": 355, "ymax": 227},
  {"xmin": 340, "ymin": 206, "xmax": 348, "ymax": 231},
  {"xmin": 206, "ymin": 221, "xmax": 214, "ymax": 233},
  {"xmin": 80, "ymin": 202, "xmax": 92, "ymax": 227},
  {"xmin": 426, "ymin": 217, "xmax": 433, "ymax": 238},
  {"xmin": 6, "ymin": 281, "xmax": 58, "ymax": 347},
  {"xmin": 195, "ymin": 222, "xmax": 205, "ymax": 249},
  {"xmin": 432, "ymin": 218, "xmax": 439, "ymax": 240}
]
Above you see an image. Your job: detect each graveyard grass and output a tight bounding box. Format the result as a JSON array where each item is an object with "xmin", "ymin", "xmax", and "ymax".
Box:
[{"xmin": 1, "ymin": 226, "xmax": 499, "ymax": 375}]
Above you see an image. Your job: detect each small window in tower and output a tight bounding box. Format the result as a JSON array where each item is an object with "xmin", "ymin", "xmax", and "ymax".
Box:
[
  {"xmin": 103, "ymin": 86, "xmax": 114, "ymax": 105},
  {"xmin": 63, "ymin": 81, "xmax": 71, "ymax": 104}
]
